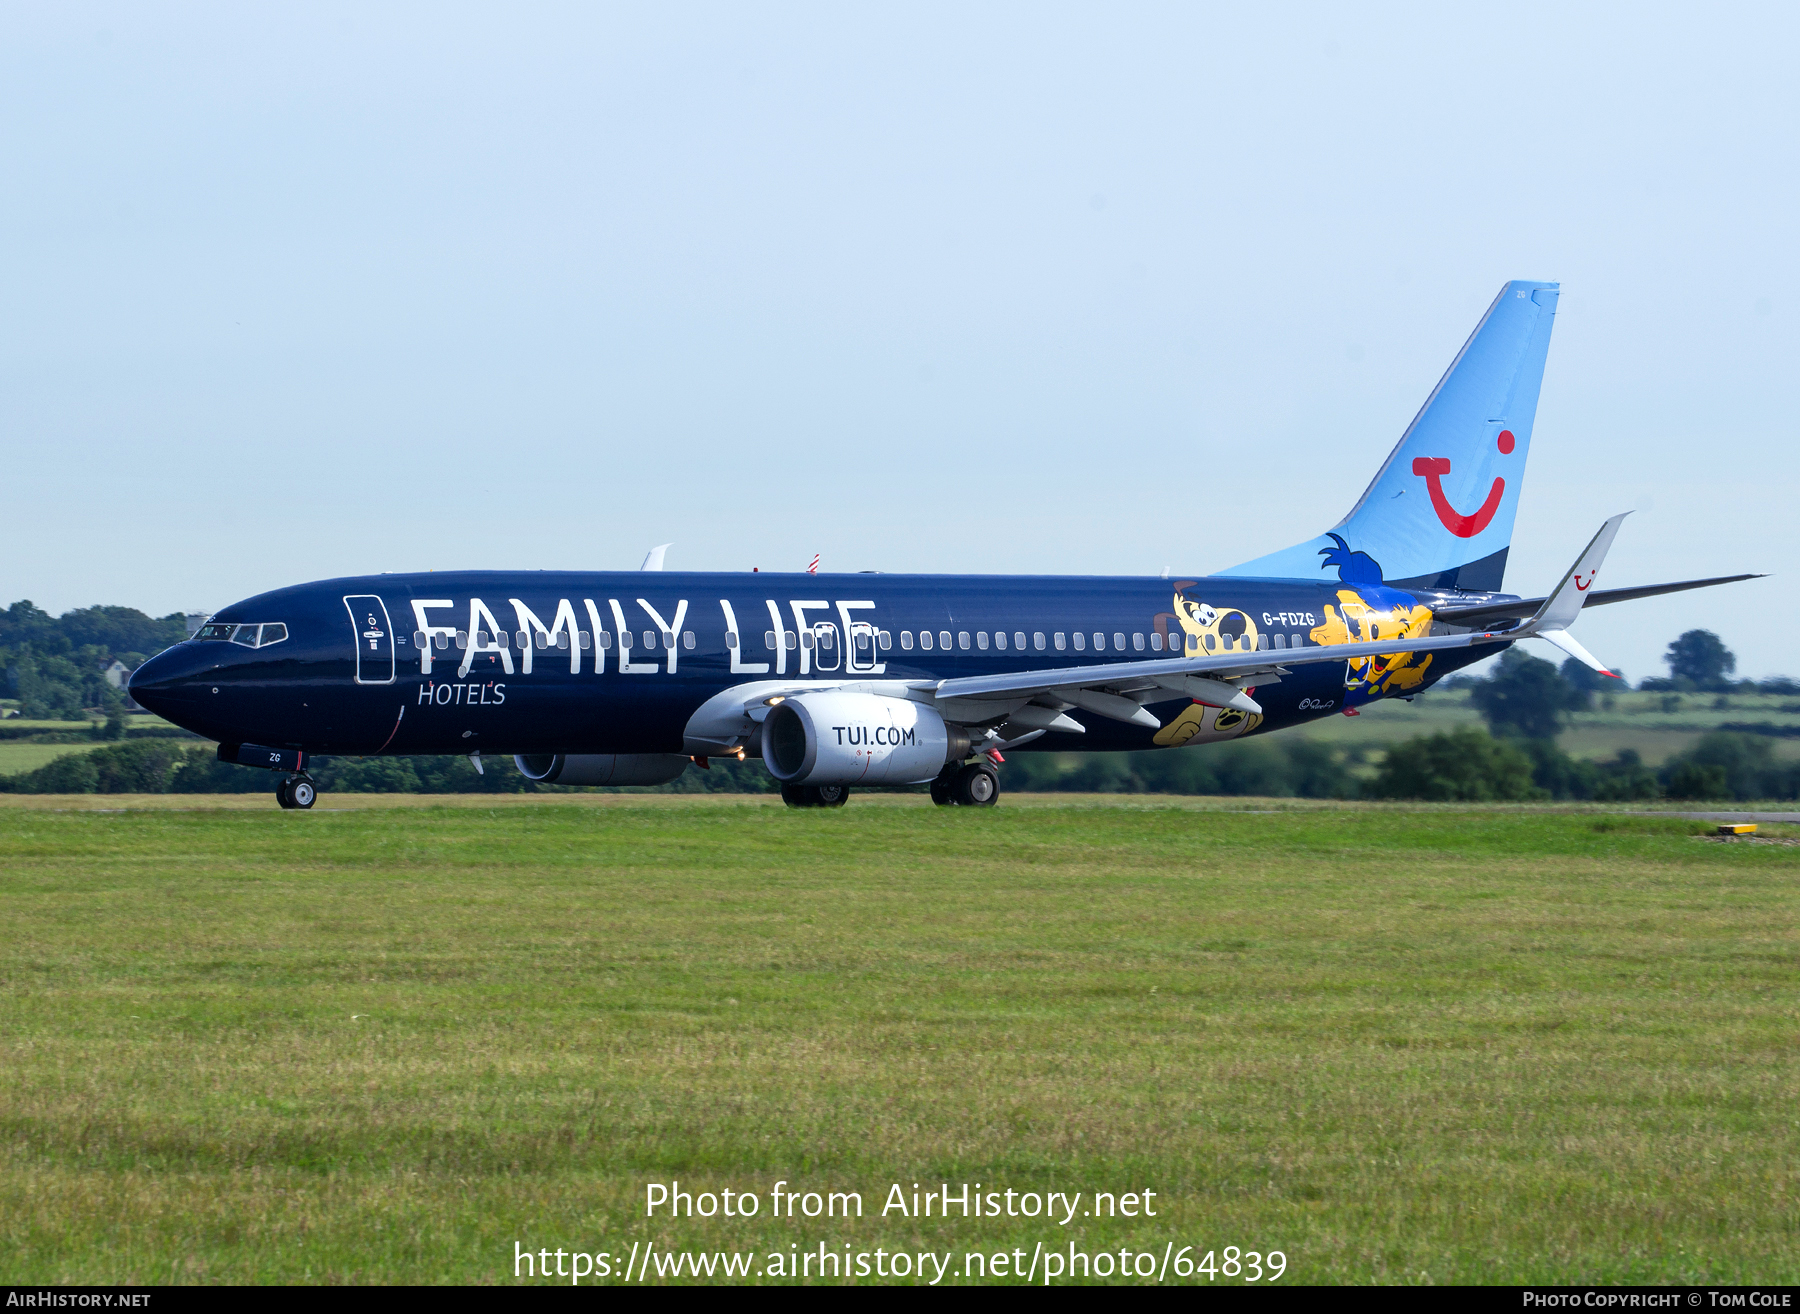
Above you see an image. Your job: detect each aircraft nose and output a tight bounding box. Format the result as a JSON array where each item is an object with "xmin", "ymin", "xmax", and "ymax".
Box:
[{"xmin": 128, "ymin": 645, "xmax": 213, "ymax": 715}]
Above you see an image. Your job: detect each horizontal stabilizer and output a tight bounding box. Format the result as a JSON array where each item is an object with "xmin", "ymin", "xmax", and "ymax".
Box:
[{"xmin": 1435, "ymin": 573, "xmax": 1765, "ymax": 626}]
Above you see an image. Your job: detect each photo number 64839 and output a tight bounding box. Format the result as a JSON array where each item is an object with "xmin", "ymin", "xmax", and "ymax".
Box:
[{"xmin": 1177, "ymin": 1247, "xmax": 1285, "ymax": 1281}]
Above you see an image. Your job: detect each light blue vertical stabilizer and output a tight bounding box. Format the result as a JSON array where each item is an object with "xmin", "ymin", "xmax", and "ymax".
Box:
[{"xmin": 1218, "ymin": 280, "xmax": 1559, "ymax": 591}]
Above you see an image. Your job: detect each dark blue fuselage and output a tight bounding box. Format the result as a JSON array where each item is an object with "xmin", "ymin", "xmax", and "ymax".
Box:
[{"xmin": 129, "ymin": 570, "xmax": 1504, "ymax": 758}]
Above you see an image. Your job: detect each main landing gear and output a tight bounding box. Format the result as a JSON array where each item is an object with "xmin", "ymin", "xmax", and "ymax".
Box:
[
  {"xmin": 930, "ymin": 762, "xmax": 999, "ymax": 807},
  {"xmin": 781, "ymin": 783, "xmax": 849, "ymax": 808},
  {"xmin": 276, "ymin": 775, "xmax": 317, "ymax": 810}
]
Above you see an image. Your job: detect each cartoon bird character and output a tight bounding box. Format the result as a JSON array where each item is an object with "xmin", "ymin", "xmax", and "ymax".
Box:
[{"xmin": 1308, "ymin": 534, "xmax": 1436, "ymax": 697}]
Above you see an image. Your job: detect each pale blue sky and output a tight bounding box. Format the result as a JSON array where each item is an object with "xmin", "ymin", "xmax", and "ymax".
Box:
[{"xmin": 3, "ymin": 3, "xmax": 1793, "ymax": 680}]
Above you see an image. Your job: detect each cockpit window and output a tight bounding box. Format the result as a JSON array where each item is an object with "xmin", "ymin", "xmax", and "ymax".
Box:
[{"xmin": 197, "ymin": 622, "xmax": 289, "ymax": 649}]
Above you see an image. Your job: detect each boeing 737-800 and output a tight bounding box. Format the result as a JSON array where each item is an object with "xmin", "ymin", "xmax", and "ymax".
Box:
[{"xmin": 129, "ymin": 281, "xmax": 1757, "ymax": 808}]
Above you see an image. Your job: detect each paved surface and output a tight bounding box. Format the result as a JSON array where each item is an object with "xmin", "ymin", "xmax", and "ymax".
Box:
[{"xmin": 1659, "ymin": 811, "xmax": 1800, "ymax": 824}]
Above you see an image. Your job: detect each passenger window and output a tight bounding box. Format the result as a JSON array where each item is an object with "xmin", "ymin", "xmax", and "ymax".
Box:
[
  {"xmin": 642, "ymin": 630, "xmax": 657, "ymax": 649},
  {"xmin": 579, "ymin": 632, "xmax": 592, "ymax": 650},
  {"xmin": 413, "ymin": 630, "xmax": 427, "ymax": 647},
  {"xmin": 957, "ymin": 632, "xmax": 970, "ymax": 650},
  {"xmin": 901, "ymin": 631, "xmax": 915, "ymax": 650},
  {"xmin": 1292, "ymin": 633, "xmax": 1304, "ymax": 647},
  {"xmin": 993, "ymin": 631, "xmax": 1006, "ymax": 650},
  {"xmin": 856, "ymin": 632, "xmax": 869, "ymax": 651},
  {"xmin": 1132, "ymin": 632, "xmax": 1144, "ymax": 651},
  {"xmin": 1150, "ymin": 633, "xmax": 1163, "ymax": 651},
  {"xmin": 879, "ymin": 631, "xmax": 892, "ymax": 651},
  {"xmin": 726, "ymin": 631, "xmax": 739, "ymax": 649},
  {"xmin": 1204, "ymin": 634, "xmax": 1216, "ymax": 652},
  {"xmin": 1093, "ymin": 632, "xmax": 1105, "ymax": 651},
  {"xmin": 456, "ymin": 631, "xmax": 469, "ymax": 650},
  {"xmin": 1072, "ymin": 632, "xmax": 1086, "ymax": 652},
  {"xmin": 619, "ymin": 631, "xmax": 633, "ymax": 650},
  {"xmin": 818, "ymin": 629, "xmax": 833, "ymax": 649},
  {"xmin": 1112, "ymin": 632, "xmax": 1124, "ymax": 651},
  {"xmin": 801, "ymin": 631, "xmax": 814, "ymax": 650},
  {"xmin": 1273, "ymin": 633, "xmax": 1285, "ymax": 649},
  {"xmin": 919, "ymin": 631, "xmax": 933, "ymax": 650},
  {"xmin": 1015, "ymin": 632, "xmax": 1027, "ymax": 650},
  {"xmin": 435, "ymin": 634, "xmax": 449, "ymax": 650},
  {"xmin": 1034, "ymin": 632, "xmax": 1046, "ymax": 651},
  {"xmin": 785, "ymin": 632, "xmax": 798, "ymax": 650},
  {"xmin": 940, "ymin": 630, "xmax": 953, "ymax": 649},
  {"xmin": 683, "ymin": 632, "xmax": 695, "ymax": 649},
  {"xmin": 600, "ymin": 632, "xmax": 614, "ymax": 650},
  {"xmin": 663, "ymin": 631, "xmax": 677, "ymax": 650},
  {"xmin": 765, "ymin": 630, "xmax": 777, "ymax": 650},
  {"xmin": 1054, "ymin": 633, "xmax": 1066, "ymax": 651},
  {"xmin": 976, "ymin": 632, "xmax": 989, "ymax": 650}
]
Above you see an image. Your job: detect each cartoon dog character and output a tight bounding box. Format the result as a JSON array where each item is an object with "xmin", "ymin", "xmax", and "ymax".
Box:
[
  {"xmin": 1152, "ymin": 589, "xmax": 1267, "ymax": 747},
  {"xmin": 1153, "ymin": 702, "xmax": 1264, "ymax": 748},
  {"xmin": 1170, "ymin": 593, "xmax": 1260, "ymax": 656}
]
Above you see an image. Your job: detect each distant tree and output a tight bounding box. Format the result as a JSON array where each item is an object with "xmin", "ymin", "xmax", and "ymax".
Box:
[
  {"xmin": 57, "ymin": 605, "xmax": 188, "ymax": 658},
  {"xmin": 1665, "ymin": 629, "xmax": 1736, "ymax": 690},
  {"xmin": 1368, "ymin": 728, "xmax": 1538, "ymax": 801},
  {"xmin": 1665, "ymin": 761, "xmax": 1729, "ymax": 801},
  {"xmin": 1469, "ymin": 649, "xmax": 1584, "ymax": 739}
]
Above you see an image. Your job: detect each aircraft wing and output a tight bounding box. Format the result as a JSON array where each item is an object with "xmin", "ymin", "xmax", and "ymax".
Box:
[{"xmin": 928, "ymin": 628, "xmax": 1514, "ymax": 728}]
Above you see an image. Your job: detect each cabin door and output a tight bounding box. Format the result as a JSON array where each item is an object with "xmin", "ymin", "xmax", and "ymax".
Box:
[{"xmin": 343, "ymin": 595, "xmax": 395, "ymax": 685}]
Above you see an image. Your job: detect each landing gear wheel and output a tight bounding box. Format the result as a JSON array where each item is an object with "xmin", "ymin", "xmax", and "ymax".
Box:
[
  {"xmin": 808, "ymin": 784, "xmax": 849, "ymax": 808},
  {"xmin": 953, "ymin": 763, "xmax": 999, "ymax": 807},
  {"xmin": 289, "ymin": 777, "xmax": 316, "ymax": 809},
  {"xmin": 781, "ymin": 783, "xmax": 812, "ymax": 808},
  {"xmin": 929, "ymin": 780, "xmax": 954, "ymax": 806},
  {"xmin": 275, "ymin": 779, "xmax": 296, "ymax": 809}
]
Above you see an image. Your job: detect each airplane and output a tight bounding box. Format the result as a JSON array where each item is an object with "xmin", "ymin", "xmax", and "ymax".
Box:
[{"xmin": 129, "ymin": 280, "xmax": 1758, "ymax": 810}]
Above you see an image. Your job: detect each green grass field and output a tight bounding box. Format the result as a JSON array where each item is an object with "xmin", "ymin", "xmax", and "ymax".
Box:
[{"xmin": 2, "ymin": 795, "xmax": 1797, "ymax": 1285}]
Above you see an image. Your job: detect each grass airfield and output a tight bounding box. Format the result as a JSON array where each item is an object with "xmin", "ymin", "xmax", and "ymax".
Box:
[{"xmin": 2, "ymin": 794, "xmax": 1797, "ymax": 1285}]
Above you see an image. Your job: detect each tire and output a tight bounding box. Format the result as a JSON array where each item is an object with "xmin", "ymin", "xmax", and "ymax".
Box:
[
  {"xmin": 781, "ymin": 783, "xmax": 812, "ymax": 808},
  {"xmin": 275, "ymin": 779, "xmax": 296, "ymax": 809},
  {"xmin": 953, "ymin": 764, "xmax": 999, "ymax": 807},
  {"xmin": 809, "ymin": 784, "xmax": 849, "ymax": 808},
  {"xmin": 929, "ymin": 781, "xmax": 954, "ymax": 806},
  {"xmin": 290, "ymin": 778, "xmax": 317, "ymax": 809}
]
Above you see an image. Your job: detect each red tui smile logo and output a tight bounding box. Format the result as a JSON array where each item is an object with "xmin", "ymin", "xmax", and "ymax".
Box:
[{"xmin": 1411, "ymin": 430, "xmax": 1514, "ymax": 539}]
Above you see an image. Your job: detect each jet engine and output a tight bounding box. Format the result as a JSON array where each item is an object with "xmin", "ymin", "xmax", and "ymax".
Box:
[
  {"xmin": 513, "ymin": 753, "xmax": 690, "ymax": 786},
  {"xmin": 762, "ymin": 692, "xmax": 968, "ymax": 786}
]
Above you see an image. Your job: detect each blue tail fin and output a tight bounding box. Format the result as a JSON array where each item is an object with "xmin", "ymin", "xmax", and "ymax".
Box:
[{"xmin": 1219, "ymin": 280, "xmax": 1559, "ymax": 591}]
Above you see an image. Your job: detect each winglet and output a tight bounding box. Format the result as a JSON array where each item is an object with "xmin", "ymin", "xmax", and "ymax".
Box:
[
  {"xmin": 1523, "ymin": 513, "xmax": 1630, "ymax": 634},
  {"xmin": 640, "ymin": 544, "xmax": 672, "ymax": 571},
  {"xmin": 1535, "ymin": 627, "xmax": 1617, "ymax": 677}
]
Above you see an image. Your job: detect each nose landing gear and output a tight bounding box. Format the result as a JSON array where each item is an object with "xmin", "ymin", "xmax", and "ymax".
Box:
[{"xmin": 276, "ymin": 775, "xmax": 317, "ymax": 810}]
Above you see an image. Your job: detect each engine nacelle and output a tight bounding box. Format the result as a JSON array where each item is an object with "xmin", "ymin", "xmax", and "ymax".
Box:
[
  {"xmin": 762, "ymin": 692, "xmax": 966, "ymax": 786},
  {"xmin": 513, "ymin": 753, "xmax": 690, "ymax": 786}
]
